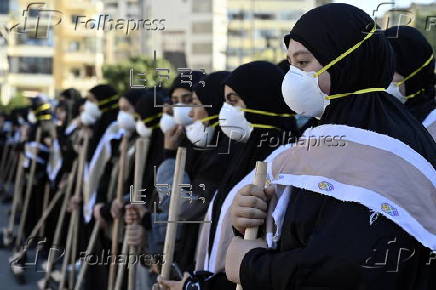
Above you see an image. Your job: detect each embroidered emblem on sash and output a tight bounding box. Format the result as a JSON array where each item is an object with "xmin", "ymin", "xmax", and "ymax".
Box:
[
  {"xmin": 318, "ymin": 181, "xmax": 334, "ymax": 191},
  {"xmin": 381, "ymin": 203, "xmax": 399, "ymax": 217}
]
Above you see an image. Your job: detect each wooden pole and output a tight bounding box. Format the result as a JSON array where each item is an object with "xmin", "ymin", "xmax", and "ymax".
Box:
[
  {"xmin": 160, "ymin": 147, "xmax": 187, "ymax": 280},
  {"xmin": 40, "ymin": 183, "xmax": 50, "ymax": 237},
  {"xmin": 3, "ymin": 149, "xmax": 18, "ymax": 192},
  {"xmin": 40, "ymin": 160, "xmax": 78, "ymax": 288},
  {"xmin": 114, "ymin": 233, "xmax": 129, "ymax": 290},
  {"xmin": 15, "ymin": 127, "xmax": 42, "ymax": 250},
  {"xmin": 69, "ymin": 132, "xmax": 90, "ymax": 289},
  {"xmin": 235, "ymin": 161, "xmax": 267, "ymax": 290},
  {"xmin": 0, "ymin": 133, "xmax": 11, "ymax": 184},
  {"xmin": 108, "ymin": 135, "xmax": 129, "ymax": 290},
  {"xmin": 128, "ymin": 137, "xmax": 149, "ymax": 290},
  {"xmin": 4, "ymin": 154, "xmax": 25, "ymax": 246},
  {"xmin": 59, "ymin": 131, "xmax": 89, "ymax": 290},
  {"xmin": 73, "ymin": 220, "xmax": 102, "ymax": 290}
]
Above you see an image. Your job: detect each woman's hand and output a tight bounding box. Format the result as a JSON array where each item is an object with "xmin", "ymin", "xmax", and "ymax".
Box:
[
  {"xmin": 230, "ymin": 184, "xmax": 274, "ymax": 234},
  {"xmin": 126, "ymin": 224, "xmax": 145, "ymax": 247},
  {"xmin": 164, "ymin": 125, "xmax": 185, "ymax": 151},
  {"xmin": 111, "ymin": 199, "xmax": 124, "ymax": 219},
  {"xmin": 124, "ymin": 204, "xmax": 146, "ymax": 225},
  {"xmin": 225, "ymin": 236, "xmax": 266, "ymax": 284},
  {"xmin": 157, "ymin": 272, "xmax": 190, "ymax": 290},
  {"xmin": 93, "ymin": 202, "xmax": 108, "ymax": 228}
]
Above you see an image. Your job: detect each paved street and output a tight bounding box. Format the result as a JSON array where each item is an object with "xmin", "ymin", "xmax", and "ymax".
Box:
[{"xmin": 0, "ymin": 201, "xmax": 43, "ymax": 290}]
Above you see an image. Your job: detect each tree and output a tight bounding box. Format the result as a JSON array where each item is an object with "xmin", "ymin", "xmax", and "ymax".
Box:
[
  {"xmin": 102, "ymin": 56, "xmax": 176, "ymax": 95},
  {"xmin": 0, "ymin": 92, "xmax": 29, "ymax": 113}
]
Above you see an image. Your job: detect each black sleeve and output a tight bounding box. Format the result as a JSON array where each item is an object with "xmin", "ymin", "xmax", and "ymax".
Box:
[
  {"xmin": 141, "ymin": 212, "xmax": 152, "ymax": 230},
  {"xmin": 239, "ymin": 192, "xmax": 428, "ymax": 290},
  {"xmin": 164, "ymin": 149, "xmax": 177, "ymax": 159},
  {"xmin": 183, "ymin": 271, "xmax": 235, "ymax": 290}
]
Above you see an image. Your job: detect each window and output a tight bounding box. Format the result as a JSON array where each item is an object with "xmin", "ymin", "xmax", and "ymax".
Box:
[
  {"xmin": 278, "ymin": 10, "xmax": 305, "ymax": 21},
  {"xmin": 71, "ymin": 68, "xmax": 81, "ymax": 77},
  {"xmin": 192, "ymin": 0, "xmax": 212, "ymax": 13},
  {"xmin": 9, "ymin": 57, "xmax": 53, "ymax": 74},
  {"xmin": 192, "ymin": 22, "xmax": 212, "ymax": 34},
  {"xmin": 84, "ymin": 65, "xmax": 96, "ymax": 77},
  {"xmin": 192, "ymin": 43, "xmax": 212, "ymax": 54},
  {"xmin": 0, "ymin": 0, "xmax": 9, "ymax": 14},
  {"xmin": 254, "ymin": 13, "xmax": 274, "ymax": 20},
  {"xmin": 228, "ymin": 29, "xmax": 246, "ymax": 37},
  {"xmin": 106, "ymin": 2, "xmax": 118, "ymax": 9},
  {"xmin": 68, "ymin": 41, "xmax": 80, "ymax": 52},
  {"xmin": 229, "ymin": 11, "xmax": 245, "ymax": 20},
  {"xmin": 15, "ymin": 29, "xmax": 53, "ymax": 46},
  {"xmin": 257, "ymin": 29, "xmax": 276, "ymax": 38}
]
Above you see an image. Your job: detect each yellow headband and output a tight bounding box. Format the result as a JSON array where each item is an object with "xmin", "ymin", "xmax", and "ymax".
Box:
[
  {"xmin": 240, "ymin": 108, "xmax": 295, "ymax": 118},
  {"xmin": 97, "ymin": 95, "xmax": 118, "ymax": 106},
  {"xmin": 142, "ymin": 112, "xmax": 163, "ymax": 124},
  {"xmin": 35, "ymin": 103, "xmax": 51, "ymax": 113},
  {"xmin": 314, "ymin": 25, "xmax": 377, "ymax": 78},
  {"xmin": 395, "ymin": 54, "xmax": 434, "ymax": 86}
]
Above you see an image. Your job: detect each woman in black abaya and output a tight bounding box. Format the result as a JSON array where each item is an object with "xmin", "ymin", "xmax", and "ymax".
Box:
[
  {"xmin": 86, "ymin": 84, "xmax": 119, "ymax": 162},
  {"xmin": 385, "ymin": 26, "xmax": 436, "ymax": 139},
  {"xmin": 163, "ymin": 62, "xmax": 300, "ymax": 290},
  {"xmin": 227, "ymin": 4, "xmax": 436, "ymax": 290}
]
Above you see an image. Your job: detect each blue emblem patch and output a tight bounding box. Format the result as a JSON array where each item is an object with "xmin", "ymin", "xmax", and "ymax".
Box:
[
  {"xmin": 318, "ymin": 181, "xmax": 334, "ymax": 191},
  {"xmin": 381, "ymin": 203, "xmax": 399, "ymax": 217}
]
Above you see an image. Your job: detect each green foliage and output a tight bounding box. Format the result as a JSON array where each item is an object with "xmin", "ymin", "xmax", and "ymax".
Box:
[
  {"xmin": 102, "ymin": 56, "xmax": 176, "ymax": 95},
  {"xmin": 0, "ymin": 92, "xmax": 29, "ymax": 113}
]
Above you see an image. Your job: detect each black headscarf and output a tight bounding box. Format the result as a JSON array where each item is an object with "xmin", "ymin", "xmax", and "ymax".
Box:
[
  {"xmin": 385, "ymin": 26, "xmax": 435, "ymax": 122},
  {"xmin": 285, "ymin": 3, "xmax": 435, "ymax": 166},
  {"xmin": 122, "ymin": 88, "xmax": 144, "ymax": 108},
  {"xmin": 87, "ymin": 84, "xmax": 119, "ymax": 161},
  {"xmin": 225, "ymin": 61, "xmax": 296, "ymax": 131},
  {"xmin": 30, "ymin": 96, "xmax": 53, "ymax": 123},
  {"xmin": 175, "ymin": 71, "xmax": 239, "ymax": 272},
  {"xmin": 209, "ymin": 61, "xmax": 299, "ymax": 254},
  {"xmin": 188, "ymin": 71, "xmax": 234, "ymax": 184},
  {"xmin": 277, "ymin": 59, "xmax": 290, "ymax": 73},
  {"xmin": 193, "ymin": 71, "xmax": 230, "ymax": 117},
  {"xmin": 168, "ymin": 71, "xmax": 206, "ymax": 98},
  {"xmin": 60, "ymin": 88, "xmax": 83, "ymax": 120},
  {"xmin": 133, "ymin": 89, "xmax": 165, "ymax": 202}
]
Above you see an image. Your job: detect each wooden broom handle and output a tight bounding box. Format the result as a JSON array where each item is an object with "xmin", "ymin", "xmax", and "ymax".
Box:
[
  {"xmin": 236, "ymin": 161, "xmax": 267, "ymax": 290},
  {"xmin": 161, "ymin": 147, "xmax": 187, "ymax": 280},
  {"xmin": 108, "ymin": 134, "xmax": 130, "ymax": 290}
]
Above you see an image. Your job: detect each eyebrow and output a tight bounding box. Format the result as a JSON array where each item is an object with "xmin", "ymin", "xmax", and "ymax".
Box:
[
  {"xmin": 293, "ymin": 50, "xmax": 312, "ymax": 58},
  {"xmin": 226, "ymin": 92, "xmax": 239, "ymax": 98}
]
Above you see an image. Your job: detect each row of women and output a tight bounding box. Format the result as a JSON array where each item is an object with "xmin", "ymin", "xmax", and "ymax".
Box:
[{"xmin": 0, "ymin": 4, "xmax": 435, "ymax": 290}]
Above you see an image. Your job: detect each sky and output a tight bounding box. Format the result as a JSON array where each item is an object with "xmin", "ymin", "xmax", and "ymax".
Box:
[{"xmin": 335, "ymin": 0, "xmax": 436, "ymax": 17}]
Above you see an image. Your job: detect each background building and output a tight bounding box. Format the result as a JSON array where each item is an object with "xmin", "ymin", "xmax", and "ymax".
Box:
[
  {"xmin": 226, "ymin": 0, "xmax": 315, "ymax": 70},
  {"xmin": 1, "ymin": 0, "xmax": 104, "ymax": 103}
]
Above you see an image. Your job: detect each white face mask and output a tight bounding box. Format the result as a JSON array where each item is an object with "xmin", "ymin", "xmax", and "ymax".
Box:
[
  {"xmin": 80, "ymin": 110, "xmax": 96, "ymax": 125},
  {"xmin": 281, "ymin": 65, "xmax": 329, "ymax": 118},
  {"xmin": 173, "ymin": 103, "xmax": 193, "ymax": 126},
  {"xmin": 219, "ymin": 102, "xmax": 252, "ymax": 143},
  {"xmin": 159, "ymin": 113, "xmax": 177, "ymax": 134},
  {"xmin": 27, "ymin": 111, "xmax": 37, "ymax": 124},
  {"xmin": 83, "ymin": 100, "xmax": 101, "ymax": 119},
  {"xmin": 386, "ymin": 82, "xmax": 407, "ymax": 104},
  {"xmin": 186, "ymin": 120, "xmax": 215, "ymax": 147},
  {"xmin": 135, "ymin": 121, "xmax": 152, "ymax": 138},
  {"xmin": 117, "ymin": 111, "xmax": 136, "ymax": 132}
]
